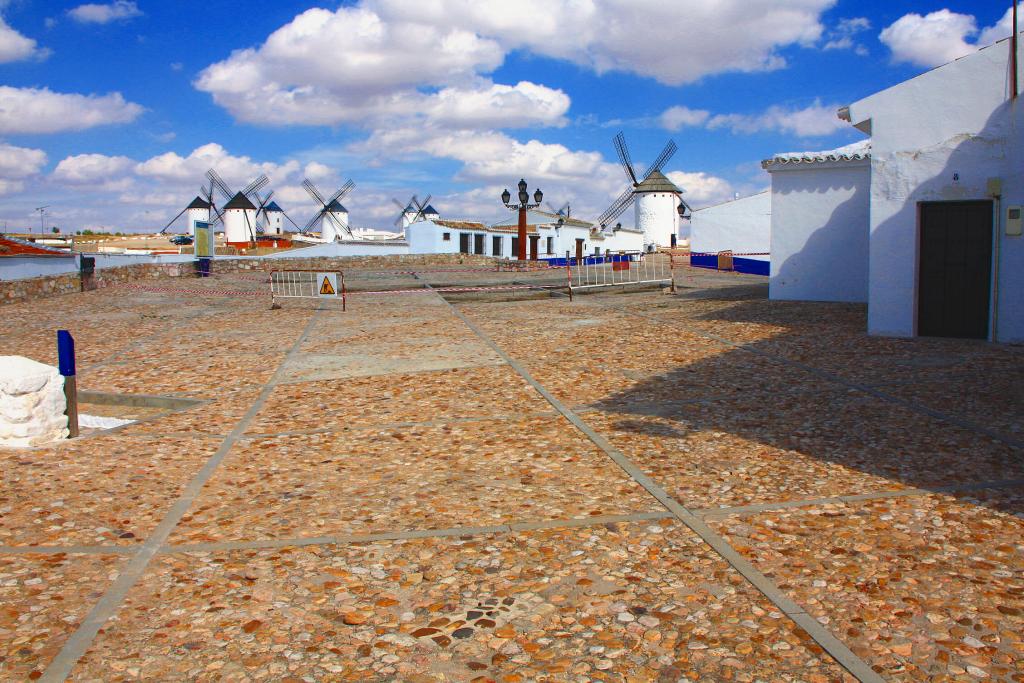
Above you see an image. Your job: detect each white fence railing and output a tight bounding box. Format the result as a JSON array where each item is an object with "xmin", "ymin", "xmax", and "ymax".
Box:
[
  {"xmin": 568, "ymin": 252, "xmax": 671, "ymax": 295},
  {"xmin": 270, "ymin": 269, "xmax": 346, "ymax": 310}
]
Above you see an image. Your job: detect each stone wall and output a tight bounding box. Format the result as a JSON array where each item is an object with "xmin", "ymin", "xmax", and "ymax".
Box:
[{"xmin": 0, "ymin": 253, "xmax": 499, "ymax": 305}]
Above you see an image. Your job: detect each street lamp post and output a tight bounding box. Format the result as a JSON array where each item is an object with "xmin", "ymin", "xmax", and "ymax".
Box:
[{"xmin": 501, "ymin": 179, "xmax": 542, "ymax": 261}]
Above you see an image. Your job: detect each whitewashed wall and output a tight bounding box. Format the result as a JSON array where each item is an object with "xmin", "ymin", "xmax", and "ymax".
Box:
[
  {"xmin": 689, "ymin": 191, "xmax": 771, "ymax": 260},
  {"xmin": 635, "ymin": 192, "xmax": 679, "ymax": 247},
  {"xmin": 769, "ymin": 161, "xmax": 870, "ymax": 302},
  {"xmin": 848, "ymin": 36, "xmax": 1024, "ymax": 342}
]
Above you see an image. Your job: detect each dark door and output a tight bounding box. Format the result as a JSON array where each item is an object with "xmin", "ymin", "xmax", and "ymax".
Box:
[
  {"xmin": 459, "ymin": 233, "xmax": 470, "ymax": 254},
  {"xmin": 918, "ymin": 201, "xmax": 993, "ymax": 339},
  {"xmin": 529, "ymin": 235, "xmax": 539, "ymax": 260},
  {"xmin": 492, "ymin": 236, "xmax": 502, "ymax": 256},
  {"xmin": 575, "ymin": 238, "xmax": 584, "ymax": 263},
  {"xmin": 511, "ymin": 237, "xmax": 519, "ymax": 256},
  {"xmin": 474, "ymin": 234, "xmax": 485, "ymax": 254}
]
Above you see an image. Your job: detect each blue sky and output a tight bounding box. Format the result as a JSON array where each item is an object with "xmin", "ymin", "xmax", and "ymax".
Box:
[{"xmin": 0, "ymin": 0, "xmax": 1013, "ymax": 233}]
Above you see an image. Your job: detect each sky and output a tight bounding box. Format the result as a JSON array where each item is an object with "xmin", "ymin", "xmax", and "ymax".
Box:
[{"xmin": 0, "ymin": 0, "xmax": 1015, "ymax": 234}]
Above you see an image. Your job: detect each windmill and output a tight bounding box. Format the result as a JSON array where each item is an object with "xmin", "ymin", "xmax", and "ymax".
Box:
[
  {"xmin": 206, "ymin": 169, "xmax": 269, "ymax": 246},
  {"xmin": 545, "ymin": 201, "xmax": 572, "ymax": 219},
  {"xmin": 391, "ymin": 194, "xmax": 433, "ymax": 229},
  {"xmin": 159, "ymin": 175, "xmax": 224, "ymax": 235},
  {"xmin": 595, "ymin": 132, "xmax": 678, "ymax": 229},
  {"xmin": 248, "ymin": 189, "xmax": 277, "ymax": 235},
  {"xmin": 302, "ymin": 178, "xmax": 355, "ymax": 241}
]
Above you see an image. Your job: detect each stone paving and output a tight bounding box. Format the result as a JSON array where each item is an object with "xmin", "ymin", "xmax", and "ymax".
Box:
[{"xmin": 0, "ymin": 262, "xmax": 1021, "ymax": 681}]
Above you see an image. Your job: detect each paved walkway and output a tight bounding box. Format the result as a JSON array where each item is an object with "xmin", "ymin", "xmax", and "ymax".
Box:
[{"xmin": 0, "ymin": 266, "xmax": 1021, "ymax": 681}]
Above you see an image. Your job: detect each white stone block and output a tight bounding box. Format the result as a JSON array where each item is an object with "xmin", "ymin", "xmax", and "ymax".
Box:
[{"xmin": 0, "ymin": 356, "xmax": 69, "ymax": 447}]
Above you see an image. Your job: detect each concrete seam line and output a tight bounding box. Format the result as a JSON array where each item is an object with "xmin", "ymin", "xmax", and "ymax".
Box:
[
  {"xmin": 441, "ymin": 295, "xmax": 885, "ymax": 683},
  {"xmin": 40, "ymin": 306, "xmax": 324, "ymax": 683},
  {"xmin": 697, "ymin": 477, "xmax": 1024, "ymax": 518},
  {"xmin": 161, "ymin": 512, "xmax": 673, "ymax": 554},
  {"xmin": 0, "ymin": 545, "xmax": 138, "ymax": 555},
  {"xmin": 238, "ymin": 411, "xmax": 563, "ymax": 440}
]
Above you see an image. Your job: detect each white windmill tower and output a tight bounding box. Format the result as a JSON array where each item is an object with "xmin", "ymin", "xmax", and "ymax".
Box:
[
  {"xmin": 301, "ymin": 177, "xmax": 355, "ymax": 242},
  {"xmin": 205, "ymin": 169, "xmax": 269, "ymax": 247},
  {"xmin": 263, "ymin": 201, "xmax": 284, "ymax": 235},
  {"xmin": 159, "ymin": 184, "xmax": 218, "ymax": 237},
  {"xmin": 596, "ymin": 132, "xmax": 681, "ymax": 249},
  {"xmin": 185, "ymin": 196, "xmax": 212, "ymax": 236}
]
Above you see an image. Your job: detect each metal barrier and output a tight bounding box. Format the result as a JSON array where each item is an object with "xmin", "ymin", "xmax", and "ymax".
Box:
[
  {"xmin": 566, "ymin": 252, "xmax": 671, "ymax": 298},
  {"xmin": 270, "ymin": 269, "xmax": 346, "ymax": 310},
  {"xmin": 717, "ymin": 250, "xmax": 734, "ymax": 272}
]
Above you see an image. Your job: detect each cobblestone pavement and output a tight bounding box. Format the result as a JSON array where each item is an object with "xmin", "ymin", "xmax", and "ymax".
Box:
[{"xmin": 0, "ymin": 264, "xmax": 1020, "ymax": 681}]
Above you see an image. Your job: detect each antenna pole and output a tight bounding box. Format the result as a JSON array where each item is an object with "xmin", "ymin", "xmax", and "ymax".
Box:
[{"xmin": 1013, "ymin": 0, "xmax": 1019, "ymax": 99}]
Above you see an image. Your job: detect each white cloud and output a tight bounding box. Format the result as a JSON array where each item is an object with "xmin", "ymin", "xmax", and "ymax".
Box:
[
  {"xmin": 0, "ymin": 86, "xmax": 143, "ymax": 134},
  {"xmin": 878, "ymin": 9, "xmax": 1012, "ymax": 68},
  {"xmin": 979, "ymin": 7, "xmax": 1015, "ymax": 47},
  {"xmin": 659, "ymin": 106, "xmax": 710, "ymax": 131},
  {"xmin": 134, "ymin": 143, "xmax": 300, "ymax": 187},
  {"xmin": 376, "ymin": 0, "xmax": 833, "ymax": 86},
  {"xmin": 197, "ymin": 1, "xmax": 835, "ymax": 127},
  {"xmin": 665, "ymin": 171, "xmax": 736, "ymax": 207},
  {"xmin": 68, "ymin": 1, "xmax": 142, "ymax": 24},
  {"xmin": 0, "ymin": 15, "xmax": 46, "ymax": 62},
  {"xmin": 707, "ymin": 100, "xmax": 847, "ymax": 137},
  {"xmin": 822, "ymin": 17, "xmax": 870, "ymax": 54},
  {"xmin": 53, "ymin": 153, "xmax": 134, "ymax": 184},
  {"xmin": 0, "ymin": 141, "xmax": 47, "ymax": 195}
]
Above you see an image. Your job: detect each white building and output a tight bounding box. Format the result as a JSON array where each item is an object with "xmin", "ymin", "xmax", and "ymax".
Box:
[
  {"xmin": 688, "ymin": 191, "xmax": 771, "ymax": 276},
  {"xmin": 222, "ymin": 192, "xmax": 257, "ymax": 247},
  {"xmin": 763, "ymin": 142, "xmax": 870, "ymax": 301},
  {"xmin": 843, "ymin": 32, "xmax": 1023, "ymax": 341},
  {"xmin": 634, "ymin": 170, "xmax": 683, "ymax": 248},
  {"xmin": 405, "ymin": 211, "xmax": 644, "ymax": 261}
]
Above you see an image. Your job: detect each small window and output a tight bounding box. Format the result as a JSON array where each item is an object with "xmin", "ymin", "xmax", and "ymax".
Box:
[
  {"xmin": 442, "ymin": 232, "xmax": 451, "ymax": 241},
  {"xmin": 492, "ymin": 235, "xmax": 502, "ymax": 256},
  {"xmin": 546, "ymin": 236, "xmax": 554, "ymax": 254}
]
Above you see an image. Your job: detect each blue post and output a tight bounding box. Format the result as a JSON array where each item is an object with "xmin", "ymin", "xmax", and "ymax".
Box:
[{"xmin": 56, "ymin": 330, "xmax": 78, "ymax": 437}]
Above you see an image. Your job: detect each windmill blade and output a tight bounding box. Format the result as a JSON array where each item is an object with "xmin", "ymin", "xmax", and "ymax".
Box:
[
  {"xmin": 392, "ymin": 198, "xmax": 408, "ymax": 211},
  {"xmin": 281, "ymin": 208, "xmax": 303, "ymax": 231},
  {"xmin": 302, "ymin": 210, "xmax": 323, "ymax": 234},
  {"xmin": 159, "ymin": 207, "xmax": 189, "ymax": 234},
  {"xmin": 413, "ymin": 194, "xmax": 431, "ymax": 221},
  {"xmin": 324, "ymin": 210, "xmax": 352, "ymax": 239},
  {"xmin": 241, "ymin": 174, "xmax": 269, "ymax": 199},
  {"xmin": 206, "ymin": 169, "xmax": 233, "ymax": 201},
  {"xmin": 546, "ymin": 202, "xmax": 560, "ymax": 214},
  {"xmin": 334, "ymin": 179, "xmax": 355, "ymax": 203},
  {"xmin": 596, "ymin": 187, "xmax": 636, "ymax": 227},
  {"xmin": 614, "ymin": 132, "xmax": 638, "ymax": 186},
  {"xmin": 254, "ymin": 190, "xmax": 274, "ymax": 227},
  {"xmin": 646, "ymin": 140, "xmax": 678, "ymax": 178},
  {"xmin": 302, "ymin": 179, "xmax": 327, "ymax": 207}
]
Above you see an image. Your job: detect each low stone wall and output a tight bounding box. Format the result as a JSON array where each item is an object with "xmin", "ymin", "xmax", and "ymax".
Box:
[
  {"xmin": 0, "ymin": 253, "xmax": 499, "ymax": 305},
  {"xmin": 211, "ymin": 253, "xmax": 496, "ymax": 273}
]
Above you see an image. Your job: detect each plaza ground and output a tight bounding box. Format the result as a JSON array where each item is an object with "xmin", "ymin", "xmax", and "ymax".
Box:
[{"xmin": 0, "ymin": 260, "xmax": 1021, "ymax": 682}]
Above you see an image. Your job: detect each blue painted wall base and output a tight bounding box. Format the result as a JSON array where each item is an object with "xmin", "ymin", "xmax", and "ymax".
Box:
[{"xmin": 690, "ymin": 255, "xmax": 770, "ymax": 276}]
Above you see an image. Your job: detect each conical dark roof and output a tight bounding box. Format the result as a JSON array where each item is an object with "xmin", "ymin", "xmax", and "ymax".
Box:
[
  {"xmin": 422, "ymin": 205, "xmax": 438, "ymax": 215},
  {"xmin": 224, "ymin": 191, "xmax": 256, "ymax": 210},
  {"xmin": 635, "ymin": 170, "xmax": 681, "ymax": 194},
  {"xmin": 187, "ymin": 196, "xmax": 212, "ymax": 210},
  {"xmin": 265, "ymin": 201, "xmax": 282, "ymax": 212},
  {"xmin": 327, "ymin": 199, "xmax": 348, "ymax": 212}
]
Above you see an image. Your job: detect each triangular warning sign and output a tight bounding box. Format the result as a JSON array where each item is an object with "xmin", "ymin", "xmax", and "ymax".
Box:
[{"xmin": 319, "ymin": 276, "xmax": 336, "ymax": 295}]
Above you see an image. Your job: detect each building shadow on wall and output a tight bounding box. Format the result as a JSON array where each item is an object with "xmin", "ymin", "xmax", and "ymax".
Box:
[
  {"xmin": 588, "ymin": 284, "xmax": 1024, "ymax": 517},
  {"xmin": 771, "ymin": 173, "xmax": 869, "ymax": 303}
]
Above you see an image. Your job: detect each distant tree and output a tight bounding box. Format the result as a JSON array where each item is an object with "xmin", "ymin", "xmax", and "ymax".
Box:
[
  {"xmin": 82, "ymin": 229, "xmax": 94, "ymax": 235},
  {"xmin": 76, "ymin": 230, "xmax": 82, "ymax": 235},
  {"xmin": 51, "ymin": 226, "xmax": 60, "ymax": 234}
]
